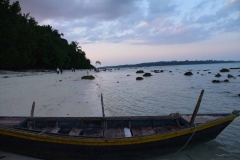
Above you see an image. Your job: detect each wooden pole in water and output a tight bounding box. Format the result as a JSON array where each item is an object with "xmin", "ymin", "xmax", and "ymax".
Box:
[
  {"xmin": 101, "ymin": 93, "xmax": 105, "ymax": 118},
  {"xmin": 190, "ymin": 90, "xmax": 204, "ymax": 126},
  {"xmin": 30, "ymin": 101, "xmax": 35, "ymax": 117}
]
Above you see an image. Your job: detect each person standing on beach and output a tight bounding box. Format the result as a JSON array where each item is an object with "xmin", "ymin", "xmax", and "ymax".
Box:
[
  {"xmin": 60, "ymin": 68, "xmax": 63, "ymax": 74},
  {"xmin": 56, "ymin": 68, "xmax": 60, "ymax": 74}
]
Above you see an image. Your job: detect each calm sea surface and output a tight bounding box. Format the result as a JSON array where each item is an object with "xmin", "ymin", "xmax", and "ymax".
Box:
[{"xmin": 94, "ymin": 62, "xmax": 240, "ymax": 159}]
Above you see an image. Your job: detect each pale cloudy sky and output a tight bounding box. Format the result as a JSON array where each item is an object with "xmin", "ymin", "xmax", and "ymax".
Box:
[{"xmin": 11, "ymin": 0, "xmax": 240, "ymax": 66}]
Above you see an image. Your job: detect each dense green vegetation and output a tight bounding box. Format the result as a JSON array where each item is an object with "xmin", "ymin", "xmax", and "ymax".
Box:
[{"xmin": 0, "ymin": 0, "xmax": 94, "ymax": 70}]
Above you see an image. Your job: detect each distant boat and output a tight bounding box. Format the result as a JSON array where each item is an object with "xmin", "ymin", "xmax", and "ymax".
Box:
[
  {"xmin": 94, "ymin": 68, "xmax": 100, "ymax": 72},
  {"xmin": 0, "ymin": 111, "xmax": 239, "ymax": 159}
]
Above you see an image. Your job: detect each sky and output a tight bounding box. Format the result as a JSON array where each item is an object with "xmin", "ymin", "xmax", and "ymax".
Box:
[{"xmin": 10, "ymin": 0, "xmax": 240, "ymax": 66}]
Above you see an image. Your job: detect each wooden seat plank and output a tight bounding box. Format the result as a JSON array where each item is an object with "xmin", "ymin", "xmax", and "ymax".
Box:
[
  {"xmin": 83, "ymin": 129, "xmax": 103, "ymax": 137},
  {"xmin": 115, "ymin": 128, "xmax": 124, "ymax": 138},
  {"xmin": 41, "ymin": 127, "xmax": 53, "ymax": 133},
  {"xmin": 153, "ymin": 127, "xmax": 169, "ymax": 133},
  {"xmin": 140, "ymin": 127, "xmax": 151, "ymax": 136},
  {"xmin": 140, "ymin": 127, "xmax": 156, "ymax": 136},
  {"xmin": 131, "ymin": 128, "xmax": 142, "ymax": 137},
  {"xmin": 69, "ymin": 128, "xmax": 82, "ymax": 136},
  {"xmin": 147, "ymin": 127, "xmax": 156, "ymax": 135},
  {"xmin": 51, "ymin": 127, "xmax": 60, "ymax": 133},
  {"xmin": 105, "ymin": 128, "xmax": 116, "ymax": 138}
]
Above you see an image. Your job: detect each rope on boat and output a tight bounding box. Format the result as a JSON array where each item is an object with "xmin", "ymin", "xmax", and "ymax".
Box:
[
  {"xmin": 173, "ymin": 124, "xmax": 197, "ymax": 155},
  {"xmin": 169, "ymin": 112, "xmax": 180, "ymax": 120},
  {"xmin": 170, "ymin": 112, "xmax": 186, "ymax": 128},
  {"xmin": 176, "ymin": 119, "xmax": 185, "ymax": 128}
]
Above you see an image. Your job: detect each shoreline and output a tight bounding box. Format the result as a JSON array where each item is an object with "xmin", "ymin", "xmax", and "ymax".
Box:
[{"xmin": 0, "ymin": 70, "xmax": 110, "ymax": 117}]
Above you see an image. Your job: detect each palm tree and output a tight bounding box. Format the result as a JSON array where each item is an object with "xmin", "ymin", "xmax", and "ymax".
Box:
[{"xmin": 95, "ymin": 61, "xmax": 101, "ymax": 68}]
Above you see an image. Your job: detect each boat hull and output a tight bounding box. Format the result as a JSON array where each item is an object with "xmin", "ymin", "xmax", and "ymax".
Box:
[{"xmin": 0, "ymin": 118, "xmax": 234, "ymax": 160}]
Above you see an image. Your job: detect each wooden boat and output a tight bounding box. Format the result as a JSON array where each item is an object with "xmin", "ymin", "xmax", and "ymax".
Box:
[
  {"xmin": 0, "ymin": 91, "xmax": 239, "ymax": 159},
  {"xmin": 0, "ymin": 111, "xmax": 239, "ymax": 159}
]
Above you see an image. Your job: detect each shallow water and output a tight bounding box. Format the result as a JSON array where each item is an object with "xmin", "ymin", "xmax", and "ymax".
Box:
[{"xmin": 94, "ymin": 62, "xmax": 240, "ymax": 159}]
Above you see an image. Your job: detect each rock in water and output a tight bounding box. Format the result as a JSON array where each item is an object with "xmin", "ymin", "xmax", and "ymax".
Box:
[
  {"xmin": 136, "ymin": 77, "xmax": 144, "ymax": 80},
  {"xmin": 227, "ymin": 74, "xmax": 234, "ymax": 78},
  {"xmin": 215, "ymin": 73, "xmax": 221, "ymax": 77},
  {"xmin": 143, "ymin": 73, "xmax": 152, "ymax": 77},
  {"xmin": 212, "ymin": 80, "xmax": 220, "ymax": 83},
  {"xmin": 220, "ymin": 68, "xmax": 229, "ymax": 72},
  {"xmin": 223, "ymin": 79, "xmax": 229, "ymax": 82},
  {"xmin": 184, "ymin": 72, "xmax": 193, "ymax": 76},
  {"xmin": 136, "ymin": 70, "xmax": 144, "ymax": 73},
  {"xmin": 82, "ymin": 75, "xmax": 95, "ymax": 80}
]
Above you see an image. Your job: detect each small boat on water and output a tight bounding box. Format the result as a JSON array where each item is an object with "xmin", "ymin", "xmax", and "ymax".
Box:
[{"xmin": 0, "ymin": 90, "xmax": 239, "ymax": 159}]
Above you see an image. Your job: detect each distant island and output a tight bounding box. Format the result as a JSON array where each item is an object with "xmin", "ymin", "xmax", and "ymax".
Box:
[{"xmin": 101, "ymin": 60, "xmax": 240, "ymax": 69}]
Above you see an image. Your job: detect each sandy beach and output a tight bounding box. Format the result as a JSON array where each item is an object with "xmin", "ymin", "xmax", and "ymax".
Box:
[{"xmin": 0, "ymin": 70, "xmax": 110, "ymax": 117}]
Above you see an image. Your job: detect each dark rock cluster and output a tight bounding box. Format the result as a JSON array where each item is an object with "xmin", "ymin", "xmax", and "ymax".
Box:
[
  {"xmin": 184, "ymin": 72, "xmax": 193, "ymax": 76},
  {"xmin": 136, "ymin": 70, "xmax": 144, "ymax": 73},
  {"xmin": 136, "ymin": 77, "xmax": 143, "ymax": 80},
  {"xmin": 82, "ymin": 75, "xmax": 95, "ymax": 80},
  {"xmin": 215, "ymin": 73, "xmax": 221, "ymax": 77},
  {"xmin": 143, "ymin": 73, "xmax": 152, "ymax": 77},
  {"xmin": 220, "ymin": 68, "xmax": 229, "ymax": 72}
]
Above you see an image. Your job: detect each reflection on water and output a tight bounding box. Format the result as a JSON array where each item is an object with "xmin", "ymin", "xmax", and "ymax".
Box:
[{"xmin": 95, "ymin": 63, "xmax": 240, "ymax": 159}]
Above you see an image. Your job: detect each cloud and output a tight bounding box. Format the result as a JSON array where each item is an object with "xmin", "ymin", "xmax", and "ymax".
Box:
[
  {"xmin": 14, "ymin": 0, "xmax": 140, "ymax": 21},
  {"xmin": 10, "ymin": 0, "xmax": 240, "ymax": 45}
]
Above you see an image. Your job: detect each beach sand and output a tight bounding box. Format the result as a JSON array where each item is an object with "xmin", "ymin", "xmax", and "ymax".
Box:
[{"xmin": 0, "ymin": 70, "xmax": 110, "ymax": 117}]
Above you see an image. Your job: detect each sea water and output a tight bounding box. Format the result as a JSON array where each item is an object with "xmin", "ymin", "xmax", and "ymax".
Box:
[{"xmin": 94, "ymin": 62, "xmax": 240, "ymax": 159}]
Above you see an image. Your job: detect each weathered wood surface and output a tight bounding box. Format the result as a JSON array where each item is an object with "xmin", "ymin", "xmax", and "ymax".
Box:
[
  {"xmin": 83, "ymin": 129, "xmax": 103, "ymax": 137},
  {"xmin": 105, "ymin": 128, "xmax": 116, "ymax": 138},
  {"xmin": 51, "ymin": 127, "xmax": 60, "ymax": 133},
  {"xmin": 132, "ymin": 128, "xmax": 142, "ymax": 137},
  {"xmin": 190, "ymin": 90, "xmax": 204, "ymax": 126},
  {"xmin": 115, "ymin": 128, "xmax": 125, "ymax": 138},
  {"xmin": 182, "ymin": 115, "xmax": 225, "ymax": 124},
  {"xmin": 0, "ymin": 118, "xmax": 25, "ymax": 126},
  {"xmin": 42, "ymin": 127, "xmax": 53, "ymax": 133},
  {"xmin": 153, "ymin": 127, "xmax": 170, "ymax": 134},
  {"xmin": 69, "ymin": 128, "xmax": 82, "ymax": 136}
]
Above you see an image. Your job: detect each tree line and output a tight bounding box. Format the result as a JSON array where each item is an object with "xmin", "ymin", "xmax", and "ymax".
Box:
[
  {"xmin": 0, "ymin": 0, "xmax": 94, "ymax": 70},
  {"xmin": 103, "ymin": 60, "xmax": 238, "ymax": 69}
]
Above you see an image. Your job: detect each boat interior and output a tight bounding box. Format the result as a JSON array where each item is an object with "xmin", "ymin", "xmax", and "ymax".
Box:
[{"xmin": 0, "ymin": 114, "xmax": 229, "ymax": 138}]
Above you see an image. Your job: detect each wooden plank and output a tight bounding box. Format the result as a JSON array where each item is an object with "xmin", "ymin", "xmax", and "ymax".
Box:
[
  {"xmin": 27, "ymin": 121, "xmax": 34, "ymax": 129},
  {"xmin": 115, "ymin": 128, "xmax": 124, "ymax": 138},
  {"xmin": 83, "ymin": 129, "xmax": 103, "ymax": 137},
  {"xmin": 41, "ymin": 127, "xmax": 53, "ymax": 133},
  {"xmin": 190, "ymin": 90, "xmax": 204, "ymax": 126},
  {"xmin": 51, "ymin": 127, "xmax": 60, "ymax": 133},
  {"xmin": 139, "ymin": 127, "xmax": 156, "ymax": 136},
  {"xmin": 69, "ymin": 128, "xmax": 82, "ymax": 136},
  {"xmin": 181, "ymin": 116, "xmax": 225, "ymax": 124},
  {"xmin": 153, "ymin": 127, "xmax": 169, "ymax": 133},
  {"xmin": 0, "ymin": 119, "xmax": 24, "ymax": 125},
  {"xmin": 131, "ymin": 128, "xmax": 142, "ymax": 137},
  {"xmin": 140, "ymin": 127, "xmax": 151, "ymax": 136},
  {"xmin": 146, "ymin": 127, "xmax": 156, "ymax": 135},
  {"xmin": 105, "ymin": 128, "xmax": 116, "ymax": 138}
]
